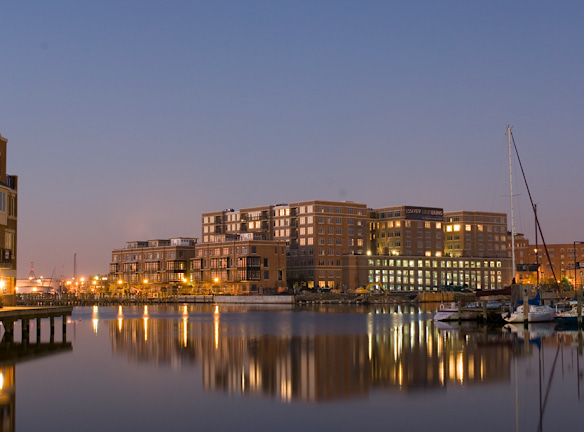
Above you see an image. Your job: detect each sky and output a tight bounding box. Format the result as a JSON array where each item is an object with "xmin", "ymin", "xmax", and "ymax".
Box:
[{"xmin": 1, "ymin": 1, "xmax": 583, "ymax": 278}]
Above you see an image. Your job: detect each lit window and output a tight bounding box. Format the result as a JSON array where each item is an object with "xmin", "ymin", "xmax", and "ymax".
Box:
[
  {"xmin": 453, "ymin": 225, "xmax": 460, "ymax": 232},
  {"xmin": 465, "ymin": 225, "xmax": 472, "ymax": 231}
]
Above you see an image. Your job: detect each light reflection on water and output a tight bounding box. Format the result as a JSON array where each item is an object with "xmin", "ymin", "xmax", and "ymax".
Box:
[{"xmin": 8, "ymin": 305, "xmax": 584, "ymax": 432}]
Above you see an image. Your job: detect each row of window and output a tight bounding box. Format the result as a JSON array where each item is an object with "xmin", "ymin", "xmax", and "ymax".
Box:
[
  {"xmin": 447, "ymin": 215, "xmax": 505, "ymax": 223},
  {"xmin": 367, "ymin": 258, "xmax": 503, "ymax": 268},
  {"xmin": 113, "ymin": 251, "xmax": 181, "ymax": 261},
  {"xmin": 117, "ymin": 272, "xmax": 186, "ymax": 283},
  {"xmin": 368, "ymin": 270, "xmax": 503, "ymax": 290}
]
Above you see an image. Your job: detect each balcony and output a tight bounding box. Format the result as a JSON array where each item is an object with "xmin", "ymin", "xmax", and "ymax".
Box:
[{"xmin": 5, "ymin": 175, "xmax": 16, "ymax": 190}]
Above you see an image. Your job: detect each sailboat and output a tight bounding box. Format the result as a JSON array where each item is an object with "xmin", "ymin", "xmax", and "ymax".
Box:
[
  {"xmin": 503, "ymin": 297, "xmax": 555, "ymax": 323},
  {"xmin": 501, "ymin": 127, "xmax": 555, "ymax": 323}
]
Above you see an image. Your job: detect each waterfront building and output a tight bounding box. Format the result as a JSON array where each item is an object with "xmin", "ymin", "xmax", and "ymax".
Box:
[
  {"xmin": 0, "ymin": 133, "xmax": 17, "ymax": 306},
  {"xmin": 202, "ymin": 200, "xmax": 369, "ymax": 290},
  {"xmin": 343, "ymin": 254, "xmax": 510, "ymax": 291},
  {"xmin": 509, "ymin": 233, "xmax": 584, "ymax": 287},
  {"xmin": 109, "ymin": 238, "xmax": 197, "ymax": 296},
  {"xmin": 200, "ymin": 201, "xmax": 513, "ymax": 290},
  {"xmin": 190, "ymin": 233, "xmax": 287, "ymax": 294},
  {"xmin": 287, "ymin": 200, "xmax": 369, "ymax": 289},
  {"xmin": 442, "ymin": 211, "xmax": 507, "ymax": 258},
  {"xmin": 369, "ymin": 205, "xmax": 444, "ymax": 257}
]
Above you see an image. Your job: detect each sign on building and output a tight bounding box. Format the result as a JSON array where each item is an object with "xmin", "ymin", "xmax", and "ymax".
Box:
[{"xmin": 404, "ymin": 206, "xmax": 444, "ymax": 221}]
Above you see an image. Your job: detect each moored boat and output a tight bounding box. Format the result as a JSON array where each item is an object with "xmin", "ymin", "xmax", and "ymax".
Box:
[
  {"xmin": 433, "ymin": 302, "xmax": 485, "ymax": 321},
  {"xmin": 433, "ymin": 302, "xmax": 459, "ymax": 321},
  {"xmin": 554, "ymin": 307, "xmax": 580, "ymax": 325},
  {"xmin": 503, "ymin": 304, "xmax": 555, "ymax": 323}
]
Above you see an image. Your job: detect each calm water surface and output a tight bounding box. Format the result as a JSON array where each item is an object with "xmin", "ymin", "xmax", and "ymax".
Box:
[{"xmin": 4, "ymin": 304, "xmax": 584, "ymax": 431}]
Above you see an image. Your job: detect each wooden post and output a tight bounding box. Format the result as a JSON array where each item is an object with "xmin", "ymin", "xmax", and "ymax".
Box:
[
  {"xmin": 3, "ymin": 320, "xmax": 14, "ymax": 344},
  {"xmin": 577, "ymin": 290, "xmax": 582, "ymax": 329},
  {"xmin": 50, "ymin": 316, "xmax": 55, "ymax": 343},
  {"xmin": 523, "ymin": 287, "xmax": 529, "ymax": 325},
  {"xmin": 22, "ymin": 319, "xmax": 30, "ymax": 344},
  {"xmin": 37, "ymin": 317, "xmax": 42, "ymax": 343},
  {"xmin": 62, "ymin": 315, "xmax": 67, "ymax": 342},
  {"xmin": 482, "ymin": 301, "xmax": 487, "ymax": 322}
]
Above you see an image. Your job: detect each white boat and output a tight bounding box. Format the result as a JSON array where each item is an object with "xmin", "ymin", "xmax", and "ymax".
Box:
[
  {"xmin": 503, "ymin": 304, "xmax": 555, "ymax": 323},
  {"xmin": 433, "ymin": 302, "xmax": 459, "ymax": 321},
  {"xmin": 433, "ymin": 302, "xmax": 480, "ymax": 321}
]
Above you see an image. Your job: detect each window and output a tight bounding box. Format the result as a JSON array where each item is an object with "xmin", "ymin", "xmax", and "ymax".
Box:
[
  {"xmin": 264, "ymin": 271, "xmax": 269, "ymax": 280},
  {"xmin": 8, "ymin": 196, "xmax": 16, "ymax": 217},
  {"xmin": 264, "ymin": 258, "xmax": 269, "ymax": 267},
  {"xmin": 5, "ymin": 232, "xmax": 14, "ymax": 251}
]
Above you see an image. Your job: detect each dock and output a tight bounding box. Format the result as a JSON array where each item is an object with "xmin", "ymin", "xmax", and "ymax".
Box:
[{"xmin": 0, "ymin": 306, "xmax": 73, "ymax": 344}]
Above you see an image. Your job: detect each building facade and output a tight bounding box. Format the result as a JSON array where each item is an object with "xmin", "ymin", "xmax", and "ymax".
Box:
[
  {"xmin": 202, "ymin": 200, "xmax": 369, "ymax": 290},
  {"xmin": 190, "ymin": 234, "xmax": 287, "ymax": 294},
  {"xmin": 287, "ymin": 200, "xmax": 369, "ymax": 289},
  {"xmin": 369, "ymin": 206, "xmax": 444, "ymax": 257},
  {"xmin": 344, "ymin": 254, "xmax": 511, "ymax": 292},
  {"xmin": 109, "ymin": 238, "xmax": 197, "ymax": 295},
  {"xmin": 199, "ymin": 201, "xmax": 512, "ymax": 291},
  {"xmin": 443, "ymin": 211, "xmax": 507, "ymax": 258},
  {"xmin": 0, "ymin": 133, "xmax": 17, "ymax": 306},
  {"xmin": 510, "ymin": 233, "xmax": 584, "ymax": 287}
]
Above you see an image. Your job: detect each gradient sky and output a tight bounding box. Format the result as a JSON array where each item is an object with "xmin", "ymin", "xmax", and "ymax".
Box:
[{"xmin": 1, "ymin": 1, "xmax": 583, "ymax": 278}]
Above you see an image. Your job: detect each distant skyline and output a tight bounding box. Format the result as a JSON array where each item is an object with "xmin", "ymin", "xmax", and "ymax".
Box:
[{"xmin": 1, "ymin": 1, "xmax": 583, "ymax": 278}]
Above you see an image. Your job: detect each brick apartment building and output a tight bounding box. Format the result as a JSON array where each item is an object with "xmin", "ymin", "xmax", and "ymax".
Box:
[
  {"xmin": 200, "ymin": 201, "xmax": 511, "ymax": 291},
  {"xmin": 110, "ymin": 238, "xmax": 197, "ymax": 295},
  {"xmin": 0, "ymin": 133, "xmax": 17, "ymax": 306},
  {"xmin": 510, "ymin": 233, "xmax": 584, "ymax": 287}
]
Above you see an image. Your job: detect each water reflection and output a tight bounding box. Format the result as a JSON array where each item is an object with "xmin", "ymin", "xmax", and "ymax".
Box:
[
  {"xmin": 104, "ymin": 306, "xmax": 582, "ymax": 404},
  {"xmin": 0, "ymin": 366, "xmax": 13, "ymax": 432},
  {"xmin": 0, "ymin": 331, "xmax": 72, "ymax": 432}
]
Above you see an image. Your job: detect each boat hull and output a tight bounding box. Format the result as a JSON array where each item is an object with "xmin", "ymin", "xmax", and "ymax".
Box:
[
  {"xmin": 554, "ymin": 309, "xmax": 580, "ymax": 325},
  {"xmin": 503, "ymin": 305, "xmax": 555, "ymax": 323}
]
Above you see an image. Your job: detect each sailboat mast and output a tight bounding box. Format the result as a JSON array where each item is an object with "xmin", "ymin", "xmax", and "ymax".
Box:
[
  {"xmin": 508, "ymin": 125, "xmax": 516, "ymax": 284},
  {"xmin": 535, "ymin": 203, "xmax": 539, "ymax": 285}
]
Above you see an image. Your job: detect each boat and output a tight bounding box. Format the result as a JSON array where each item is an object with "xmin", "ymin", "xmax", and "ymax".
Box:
[
  {"xmin": 554, "ymin": 306, "xmax": 580, "ymax": 325},
  {"xmin": 500, "ymin": 128, "xmax": 557, "ymax": 323},
  {"xmin": 503, "ymin": 304, "xmax": 555, "ymax": 323},
  {"xmin": 433, "ymin": 302, "xmax": 459, "ymax": 321},
  {"xmin": 432, "ymin": 302, "xmax": 488, "ymax": 321}
]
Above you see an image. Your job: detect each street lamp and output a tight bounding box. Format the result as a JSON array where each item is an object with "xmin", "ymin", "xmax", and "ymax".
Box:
[{"xmin": 574, "ymin": 241, "xmax": 584, "ymax": 291}]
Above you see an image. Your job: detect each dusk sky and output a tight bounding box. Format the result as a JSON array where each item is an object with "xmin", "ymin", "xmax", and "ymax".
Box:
[{"xmin": 1, "ymin": 1, "xmax": 583, "ymax": 278}]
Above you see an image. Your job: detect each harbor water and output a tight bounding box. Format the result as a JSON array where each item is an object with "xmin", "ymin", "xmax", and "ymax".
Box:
[{"xmin": 5, "ymin": 304, "xmax": 584, "ymax": 431}]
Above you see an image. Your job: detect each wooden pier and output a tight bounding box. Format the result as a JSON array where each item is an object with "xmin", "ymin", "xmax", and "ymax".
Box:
[{"xmin": 0, "ymin": 306, "xmax": 73, "ymax": 344}]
